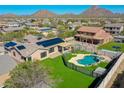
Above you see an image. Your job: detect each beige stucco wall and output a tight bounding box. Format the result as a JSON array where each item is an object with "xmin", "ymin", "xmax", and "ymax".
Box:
[
  {"xmin": 10, "ymin": 49, "xmax": 23, "ymax": 62},
  {"xmin": 47, "ymin": 46, "xmax": 59, "ymax": 57},
  {"xmin": 103, "ymin": 35, "xmax": 113, "ymax": 44},
  {"xmin": 31, "ymin": 49, "xmax": 48, "ymax": 61},
  {"xmin": 31, "ymin": 46, "xmax": 59, "ymax": 61},
  {"xmin": 8, "ymin": 45, "xmax": 69, "ymax": 62}
]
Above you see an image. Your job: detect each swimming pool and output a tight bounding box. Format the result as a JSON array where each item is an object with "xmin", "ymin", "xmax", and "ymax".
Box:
[{"xmin": 77, "ymin": 55, "xmax": 102, "ymax": 65}]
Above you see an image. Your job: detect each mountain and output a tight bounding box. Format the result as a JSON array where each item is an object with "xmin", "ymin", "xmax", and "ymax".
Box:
[
  {"xmin": 0, "ymin": 13, "xmax": 17, "ymax": 17},
  {"xmin": 32, "ymin": 10, "xmax": 57, "ymax": 17},
  {"xmin": 82, "ymin": 5, "xmax": 114, "ymax": 17},
  {"xmin": 60, "ymin": 13, "xmax": 77, "ymax": 17}
]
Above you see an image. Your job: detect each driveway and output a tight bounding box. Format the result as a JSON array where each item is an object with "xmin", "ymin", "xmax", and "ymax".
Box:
[
  {"xmin": 0, "ymin": 55, "xmax": 17, "ymax": 86},
  {"xmin": 0, "ymin": 55, "xmax": 17, "ymax": 75}
]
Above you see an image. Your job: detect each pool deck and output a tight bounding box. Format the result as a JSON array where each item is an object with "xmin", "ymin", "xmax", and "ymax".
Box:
[
  {"xmin": 69, "ymin": 54, "xmax": 90, "ymax": 67},
  {"xmin": 69, "ymin": 54, "xmax": 111, "ymax": 67}
]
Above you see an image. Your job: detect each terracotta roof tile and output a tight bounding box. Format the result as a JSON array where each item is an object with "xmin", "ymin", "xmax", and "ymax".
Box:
[{"xmin": 77, "ymin": 26, "xmax": 102, "ymax": 33}]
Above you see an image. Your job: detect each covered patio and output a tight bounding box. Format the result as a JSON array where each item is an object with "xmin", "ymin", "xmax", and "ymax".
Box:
[
  {"xmin": 58, "ymin": 42, "xmax": 72, "ymax": 53},
  {"xmin": 74, "ymin": 35, "xmax": 103, "ymax": 45}
]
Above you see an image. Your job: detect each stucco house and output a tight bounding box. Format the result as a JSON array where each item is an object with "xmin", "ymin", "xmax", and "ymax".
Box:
[
  {"xmin": 6, "ymin": 22, "xmax": 21, "ymax": 27},
  {"xmin": 104, "ymin": 23, "xmax": 124, "ymax": 35},
  {"xmin": 114, "ymin": 35, "xmax": 124, "ymax": 43},
  {"xmin": 68, "ymin": 22, "xmax": 82, "ymax": 30},
  {"xmin": 23, "ymin": 34, "xmax": 45, "ymax": 44},
  {"xmin": 1, "ymin": 27, "xmax": 24, "ymax": 33},
  {"xmin": 4, "ymin": 38, "xmax": 72, "ymax": 62},
  {"xmin": 37, "ymin": 27, "xmax": 58, "ymax": 37},
  {"xmin": 25, "ymin": 22, "xmax": 38, "ymax": 29},
  {"xmin": 74, "ymin": 26, "xmax": 113, "ymax": 45}
]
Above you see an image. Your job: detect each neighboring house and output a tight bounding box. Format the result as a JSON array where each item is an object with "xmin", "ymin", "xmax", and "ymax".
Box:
[
  {"xmin": 114, "ymin": 35, "xmax": 124, "ymax": 43},
  {"xmin": 1, "ymin": 27, "xmax": 24, "ymax": 33},
  {"xmin": 6, "ymin": 22, "xmax": 21, "ymax": 27},
  {"xmin": 38, "ymin": 27, "xmax": 52, "ymax": 32},
  {"xmin": 38, "ymin": 27, "xmax": 58, "ymax": 37},
  {"xmin": 104, "ymin": 23, "xmax": 124, "ymax": 35},
  {"xmin": 88, "ymin": 21, "xmax": 101, "ymax": 25},
  {"xmin": 42, "ymin": 19, "xmax": 51, "ymax": 24},
  {"xmin": 68, "ymin": 22, "xmax": 82, "ymax": 30},
  {"xmin": 74, "ymin": 26, "xmax": 113, "ymax": 45},
  {"xmin": 4, "ymin": 38, "xmax": 72, "ymax": 62},
  {"xmin": 23, "ymin": 34, "xmax": 45, "ymax": 44},
  {"xmin": 0, "ymin": 21, "xmax": 7, "ymax": 28},
  {"xmin": 25, "ymin": 22, "xmax": 38, "ymax": 29}
]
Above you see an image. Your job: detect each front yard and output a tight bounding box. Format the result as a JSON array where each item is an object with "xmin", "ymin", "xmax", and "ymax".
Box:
[{"xmin": 98, "ymin": 41, "xmax": 124, "ymax": 52}]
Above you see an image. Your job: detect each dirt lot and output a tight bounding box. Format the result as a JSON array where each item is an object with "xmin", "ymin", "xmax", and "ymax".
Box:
[{"xmin": 0, "ymin": 73, "xmax": 10, "ymax": 87}]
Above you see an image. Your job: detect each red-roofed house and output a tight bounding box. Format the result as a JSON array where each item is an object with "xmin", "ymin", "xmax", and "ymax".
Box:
[{"xmin": 74, "ymin": 26, "xmax": 113, "ymax": 45}]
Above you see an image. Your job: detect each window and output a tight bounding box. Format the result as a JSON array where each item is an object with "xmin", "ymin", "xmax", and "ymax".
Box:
[
  {"xmin": 49, "ymin": 47, "xmax": 54, "ymax": 53},
  {"xmin": 41, "ymin": 52, "xmax": 47, "ymax": 58},
  {"xmin": 21, "ymin": 57, "xmax": 26, "ymax": 61},
  {"xmin": 13, "ymin": 51, "xmax": 16, "ymax": 56},
  {"xmin": 64, "ymin": 47, "xmax": 68, "ymax": 51},
  {"xmin": 28, "ymin": 57, "xmax": 32, "ymax": 61}
]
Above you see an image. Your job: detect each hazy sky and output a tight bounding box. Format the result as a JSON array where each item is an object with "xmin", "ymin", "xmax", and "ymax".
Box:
[{"xmin": 0, "ymin": 5, "xmax": 124, "ymax": 15}]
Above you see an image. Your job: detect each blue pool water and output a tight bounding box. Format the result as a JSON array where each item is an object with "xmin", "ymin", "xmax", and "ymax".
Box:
[{"xmin": 77, "ymin": 55, "xmax": 101, "ymax": 65}]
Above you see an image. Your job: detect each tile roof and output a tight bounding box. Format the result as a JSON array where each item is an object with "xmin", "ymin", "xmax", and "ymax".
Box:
[
  {"xmin": 15, "ymin": 43, "xmax": 44, "ymax": 57},
  {"xmin": 77, "ymin": 26, "xmax": 103, "ymax": 33},
  {"xmin": 76, "ymin": 26, "xmax": 112, "ymax": 40}
]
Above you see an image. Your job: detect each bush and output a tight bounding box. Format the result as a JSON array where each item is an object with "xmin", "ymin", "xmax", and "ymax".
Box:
[{"xmin": 4, "ymin": 61, "xmax": 53, "ymax": 88}]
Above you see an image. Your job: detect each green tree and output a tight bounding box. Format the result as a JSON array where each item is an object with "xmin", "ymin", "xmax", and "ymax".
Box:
[
  {"xmin": 58, "ymin": 30, "xmax": 76, "ymax": 39},
  {"xmin": 4, "ymin": 62, "xmax": 53, "ymax": 88},
  {"xmin": 120, "ymin": 30, "xmax": 124, "ymax": 35},
  {"xmin": 47, "ymin": 32, "xmax": 56, "ymax": 39}
]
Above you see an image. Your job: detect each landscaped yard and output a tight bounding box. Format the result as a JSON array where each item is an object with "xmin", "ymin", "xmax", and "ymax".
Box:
[
  {"xmin": 85, "ymin": 61, "xmax": 108, "ymax": 71},
  {"xmin": 40, "ymin": 56, "xmax": 95, "ymax": 88},
  {"xmin": 98, "ymin": 41, "xmax": 124, "ymax": 52},
  {"xmin": 39, "ymin": 50, "xmax": 109, "ymax": 88}
]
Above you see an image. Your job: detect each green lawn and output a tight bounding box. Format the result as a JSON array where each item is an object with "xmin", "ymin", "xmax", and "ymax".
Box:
[
  {"xmin": 40, "ymin": 56, "xmax": 95, "ymax": 88},
  {"xmin": 85, "ymin": 61, "xmax": 108, "ymax": 71},
  {"xmin": 98, "ymin": 41, "xmax": 124, "ymax": 52}
]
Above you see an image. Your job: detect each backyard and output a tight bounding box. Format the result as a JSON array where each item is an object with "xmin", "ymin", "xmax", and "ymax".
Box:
[
  {"xmin": 40, "ymin": 50, "xmax": 108, "ymax": 88},
  {"xmin": 40, "ymin": 56, "xmax": 95, "ymax": 88},
  {"xmin": 98, "ymin": 41, "xmax": 124, "ymax": 52}
]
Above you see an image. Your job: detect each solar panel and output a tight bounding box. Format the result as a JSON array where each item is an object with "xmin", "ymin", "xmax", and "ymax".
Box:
[
  {"xmin": 4, "ymin": 42, "xmax": 17, "ymax": 47},
  {"xmin": 16, "ymin": 45, "xmax": 26, "ymax": 50},
  {"xmin": 36, "ymin": 38, "xmax": 64, "ymax": 47}
]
